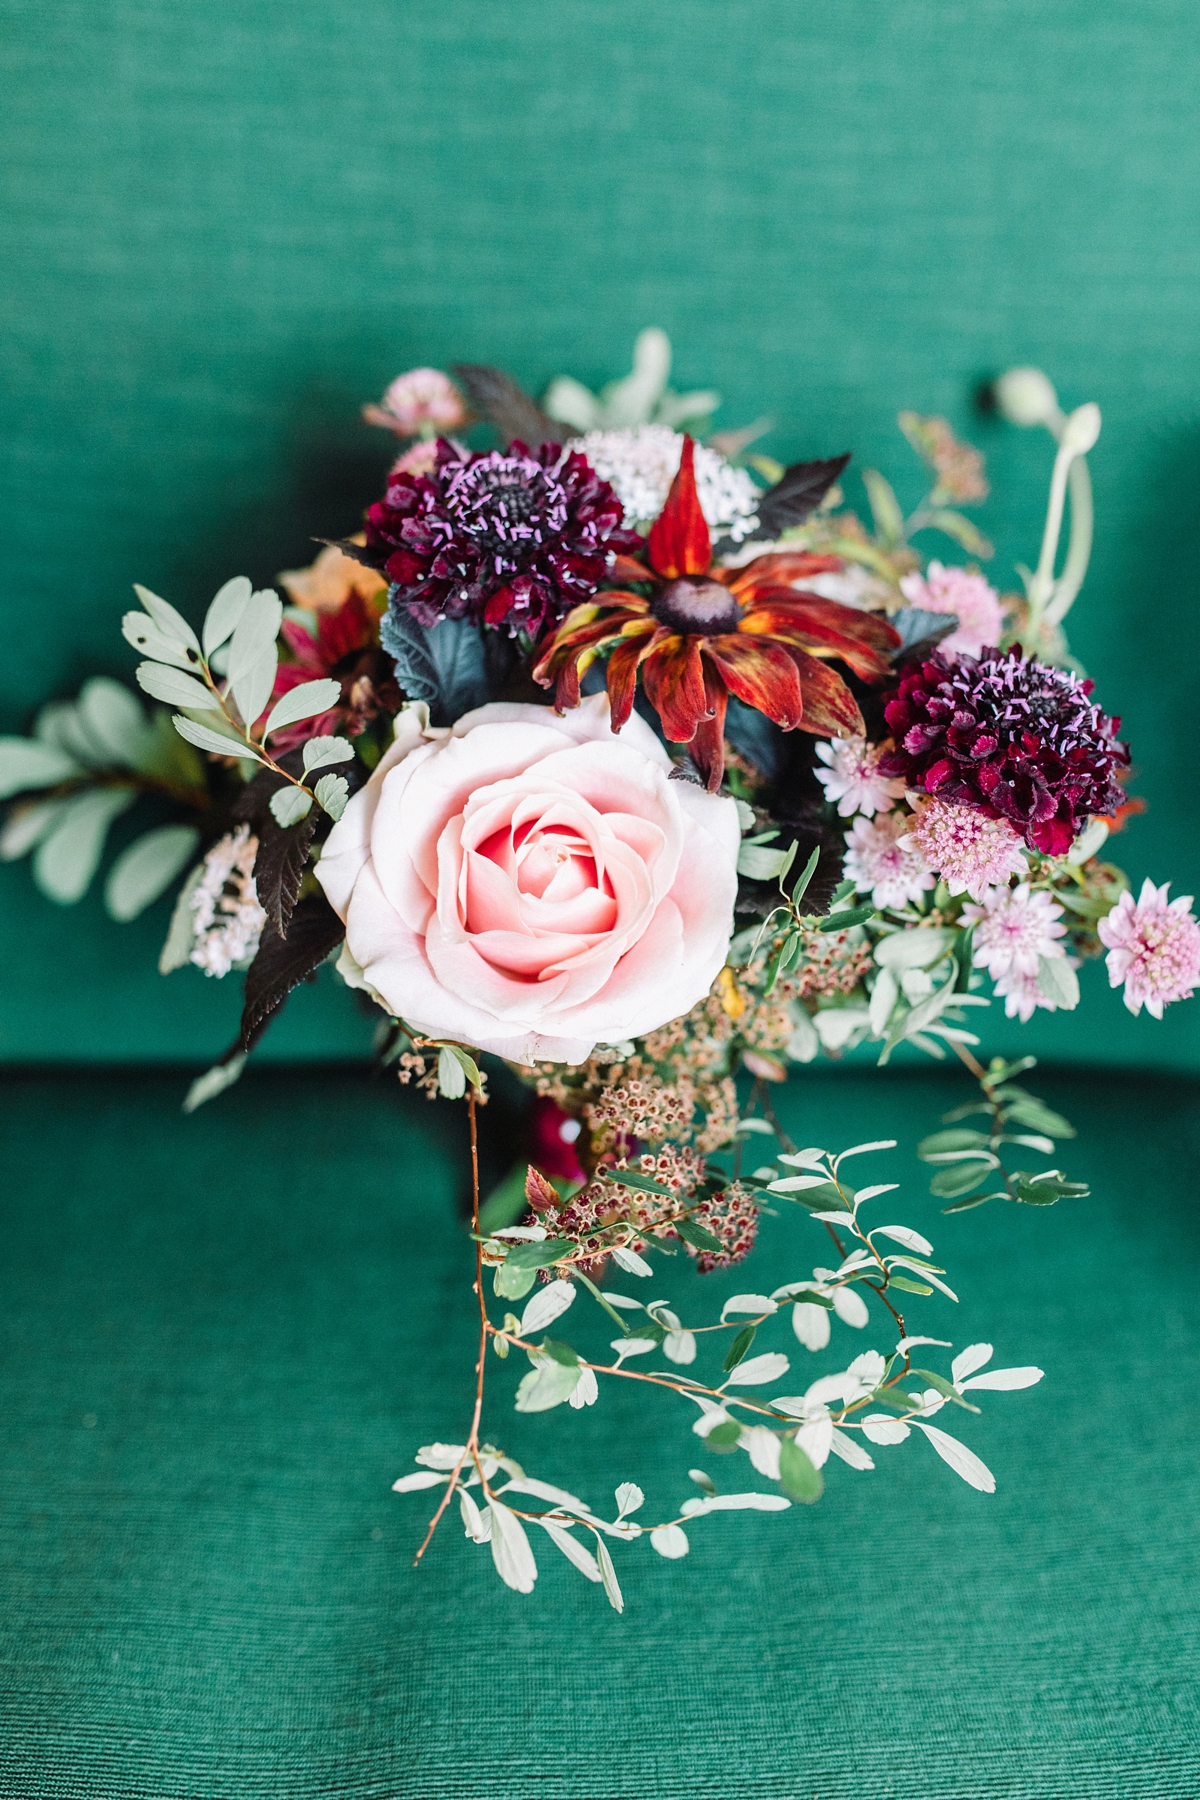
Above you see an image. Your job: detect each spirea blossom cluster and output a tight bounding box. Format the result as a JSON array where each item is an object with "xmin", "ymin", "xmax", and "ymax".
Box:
[
  {"xmin": 188, "ymin": 826, "xmax": 266, "ymax": 979},
  {"xmin": 567, "ymin": 424, "xmax": 762, "ymax": 539}
]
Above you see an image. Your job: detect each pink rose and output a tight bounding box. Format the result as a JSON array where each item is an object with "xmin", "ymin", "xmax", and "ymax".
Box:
[{"xmin": 316, "ymin": 694, "xmax": 740, "ymax": 1065}]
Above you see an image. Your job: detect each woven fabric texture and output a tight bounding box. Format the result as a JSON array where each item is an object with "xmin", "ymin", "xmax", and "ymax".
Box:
[
  {"xmin": 1, "ymin": 0, "xmax": 1198, "ymax": 1067},
  {"xmin": 0, "ymin": 1067, "xmax": 1197, "ymax": 1798}
]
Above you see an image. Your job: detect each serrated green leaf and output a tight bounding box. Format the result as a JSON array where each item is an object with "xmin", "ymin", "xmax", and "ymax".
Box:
[
  {"xmin": 790, "ymin": 844, "xmax": 820, "ymax": 904},
  {"xmin": 779, "ymin": 1435, "xmax": 823, "ymax": 1503},
  {"xmin": 268, "ymin": 785, "xmax": 314, "ymax": 828},
  {"xmin": 313, "ymin": 772, "xmax": 349, "ymax": 821},
  {"xmin": 302, "ymin": 736, "xmax": 356, "ymax": 773}
]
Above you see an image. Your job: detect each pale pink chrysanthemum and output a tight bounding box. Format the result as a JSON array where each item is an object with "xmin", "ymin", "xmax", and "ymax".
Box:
[
  {"xmin": 991, "ymin": 966, "xmax": 1055, "ymax": 1022},
  {"xmin": 963, "ymin": 883, "xmax": 1067, "ymax": 981},
  {"xmin": 363, "ymin": 367, "xmax": 467, "ymax": 436},
  {"xmin": 1097, "ymin": 879, "xmax": 1200, "ymax": 1019},
  {"xmin": 900, "ymin": 796, "xmax": 1028, "ymax": 901},
  {"xmin": 815, "ymin": 735, "xmax": 907, "ymax": 818},
  {"xmin": 899, "ymin": 560, "xmax": 1005, "ymax": 658},
  {"xmin": 843, "ymin": 812, "xmax": 935, "ymax": 910}
]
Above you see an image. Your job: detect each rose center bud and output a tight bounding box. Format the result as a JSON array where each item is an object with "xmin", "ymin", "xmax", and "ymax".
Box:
[{"xmin": 652, "ymin": 577, "xmax": 741, "ymax": 635}]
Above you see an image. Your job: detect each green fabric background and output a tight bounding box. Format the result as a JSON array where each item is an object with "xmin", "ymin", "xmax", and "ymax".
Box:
[
  {"xmin": 2, "ymin": 1068, "xmax": 1198, "ymax": 1798},
  {"xmin": 1, "ymin": 0, "xmax": 1199, "ymax": 1067},
  {"xmin": 3, "ymin": 8, "xmax": 1200, "ymax": 1796}
]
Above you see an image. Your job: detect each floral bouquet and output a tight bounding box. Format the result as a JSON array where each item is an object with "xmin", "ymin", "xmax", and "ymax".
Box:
[{"xmin": 4, "ymin": 333, "xmax": 1197, "ymax": 1612}]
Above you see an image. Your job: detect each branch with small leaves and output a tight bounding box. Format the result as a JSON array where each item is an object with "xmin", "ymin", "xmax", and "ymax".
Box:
[
  {"xmin": 123, "ymin": 577, "xmax": 355, "ymax": 827},
  {"xmin": 393, "ymin": 1118, "xmax": 1045, "ymax": 1610},
  {"xmin": 919, "ymin": 1053, "xmax": 1090, "ymax": 1212}
]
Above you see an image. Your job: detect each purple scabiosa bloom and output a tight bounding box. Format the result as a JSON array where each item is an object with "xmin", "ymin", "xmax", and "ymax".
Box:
[
  {"xmin": 363, "ymin": 438, "xmax": 641, "ymax": 639},
  {"xmin": 879, "ymin": 646, "xmax": 1129, "ymax": 856}
]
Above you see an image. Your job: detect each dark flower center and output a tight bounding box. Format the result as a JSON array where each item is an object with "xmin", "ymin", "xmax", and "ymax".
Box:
[{"xmin": 652, "ymin": 577, "xmax": 740, "ymax": 635}]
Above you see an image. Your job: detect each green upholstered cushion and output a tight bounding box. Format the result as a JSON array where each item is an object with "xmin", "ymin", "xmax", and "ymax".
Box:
[{"xmin": 0, "ymin": 1067, "xmax": 1196, "ymax": 1797}]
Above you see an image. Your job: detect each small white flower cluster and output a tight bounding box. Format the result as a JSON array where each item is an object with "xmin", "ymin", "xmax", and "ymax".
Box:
[
  {"xmin": 189, "ymin": 825, "xmax": 266, "ymax": 979},
  {"xmin": 569, "ymin": 424, "xmax": 762, "ymax": 541}
]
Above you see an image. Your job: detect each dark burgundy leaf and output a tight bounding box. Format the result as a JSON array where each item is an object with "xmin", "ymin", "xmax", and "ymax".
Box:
[
  {"xmin": 239, "ymin": 892, "xmax": 345, "ymax": 1053},
  {"xmin": 451, "ymin": 364, "xmax": 568, "ymax": 447},
  {"xmin": 752, "ymin": 454, "xmax": 852, "ymax": 539}
]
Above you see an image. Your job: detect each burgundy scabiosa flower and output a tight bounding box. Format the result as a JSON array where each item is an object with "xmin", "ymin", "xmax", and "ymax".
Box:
[
  {"xmin": 879, "ymin": 646, "xmax": 1129, "ymax": 855},
  {"xmin": 360, "ymin": 438, "xmax": 641, "ymax": 640}
]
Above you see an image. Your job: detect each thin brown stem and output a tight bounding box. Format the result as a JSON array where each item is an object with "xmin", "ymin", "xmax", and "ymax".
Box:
[
  {"xmin": 413, "ymin": 1089, "xmax": 487, "ymax": 1567},
  {"xmin": 949, "ymin": 1039, "xmax": 988, "ymax": 1082}
]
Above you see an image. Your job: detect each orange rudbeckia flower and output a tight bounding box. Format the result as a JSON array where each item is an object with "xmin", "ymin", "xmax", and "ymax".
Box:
[{"xmin": 533, "ymin": 437, "xmax": 899, "ymax": 790}]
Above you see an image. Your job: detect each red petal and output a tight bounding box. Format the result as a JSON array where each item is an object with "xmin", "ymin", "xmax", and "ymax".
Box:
[
  {"xmin": 647, "ymin": 437, "xmax": 712, "ymax": 579},
  {"xmin": 787, "ymin": 648, "xmax": 865, "ymax": 736},
  {"xmin": 642, "ymin": 635, "xmax": 710, "ymax": 741},
  {"xmin": 703, "ymin": 636, "xmax": 804, "ymax": 730},
  {"xmin": 723, "ymin": 552, "xmax": 844, "ymax": 602},
  {"xmin": 740, "ymin": 599, "xmax": 896, "ymax": 681},
  {"xmin": 605, "ymin": 634, "xmax": 655, "ymax": 731},
  {"xmin": 689, "ymin": 663, "xmax": 729, "ymax": 791},
  {"xmin": 608, "ymin": 554, "xmax": 656, "ymax": 585}
]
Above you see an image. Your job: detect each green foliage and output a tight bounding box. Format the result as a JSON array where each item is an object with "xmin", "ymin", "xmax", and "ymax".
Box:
[{"xmin": 919, "ymin": 1056, "xmax": 1089, "ymax": 1211}]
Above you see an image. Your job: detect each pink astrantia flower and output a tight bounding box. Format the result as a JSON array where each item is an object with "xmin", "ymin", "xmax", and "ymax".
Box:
[
  {"xmin": 901, "ymin": 796, "xmax": 1028, "ymax": 901},
  {"xmin": 963, "ymin": 883, "xmax": 1068, "ymax": 1021},
  {"xmin": 364, "ymin": 367, "xmax": 467, "ymax": 437},
  {"xmin": 814, "ymin": 735, "xmax": 907, "ymax": 818},
  {"xmin": 1097, "ymin": 879, "xmax": 1200, "ymax": 1018},
  {"xmin": 842, "ymin": 812, "xmax": 935, "ymax": 910},
  {"xmin": 899, "ymin": 561, "xmax": 1006, "ymax": 658}
]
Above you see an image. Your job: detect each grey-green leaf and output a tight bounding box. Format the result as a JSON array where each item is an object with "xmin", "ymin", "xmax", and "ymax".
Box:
[
  {"xmin": 171, "ymin": 714, "xmax": 264, "ymax": 762},
  {"xmin": 302, "ymin": 736, "xmax": 356, "ymax": 773},
  {"xmin": 263, "ymin": 679, "xmax": 342, "ymax": 739},
  {"xmin": 0, "ymin": 737, "xmax": 81, "ymax": 800},
  {"xmin": 779, "ymin": 1435, "xmax": 823, "ymax": 1503},
  {"xmin": 227, "ymin": 590, "xmax": 283, "ymax": 729},
  {"xmin": 136, "ymin": 663, "xmax": 222, "ymax": 713},
  {"xmin": 77, "ymin": 678, "xmax": 156, "ymax": 769},
  {"xmin": 202, "ymin": 576, "xmax": 253, "ymax": 657},
  {"xmin": 121, "ymin": 612, "xmax": 202, "ymax": 672},
  {"xmin": 1036, "ymin": 954, "xmax": 1080, "ymax": 1010},
  {"xmin": 158, "ymin": 862, "xmax": 205, "ymax": 972},
  {"xmin": 32, "ymin": 787, "xmax": 137, "ymax": 903},
  {"xmin": 104, "ymin": 824, "xmax": 201, "ymax": 921},
  {"xmin": 313, "ymin": 773, "xmax": 349, "ymax": 821},
  {"xmin": 182, "ymin": 1053, "xmax": 248, "ymax": 1114},
  {"xmin": 132, "ymin": 584, "xmax": 202, "ymax": 657},
  {"xmin": 268, "ymin": 786, "xmax": 313, "ymax": 827}
]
